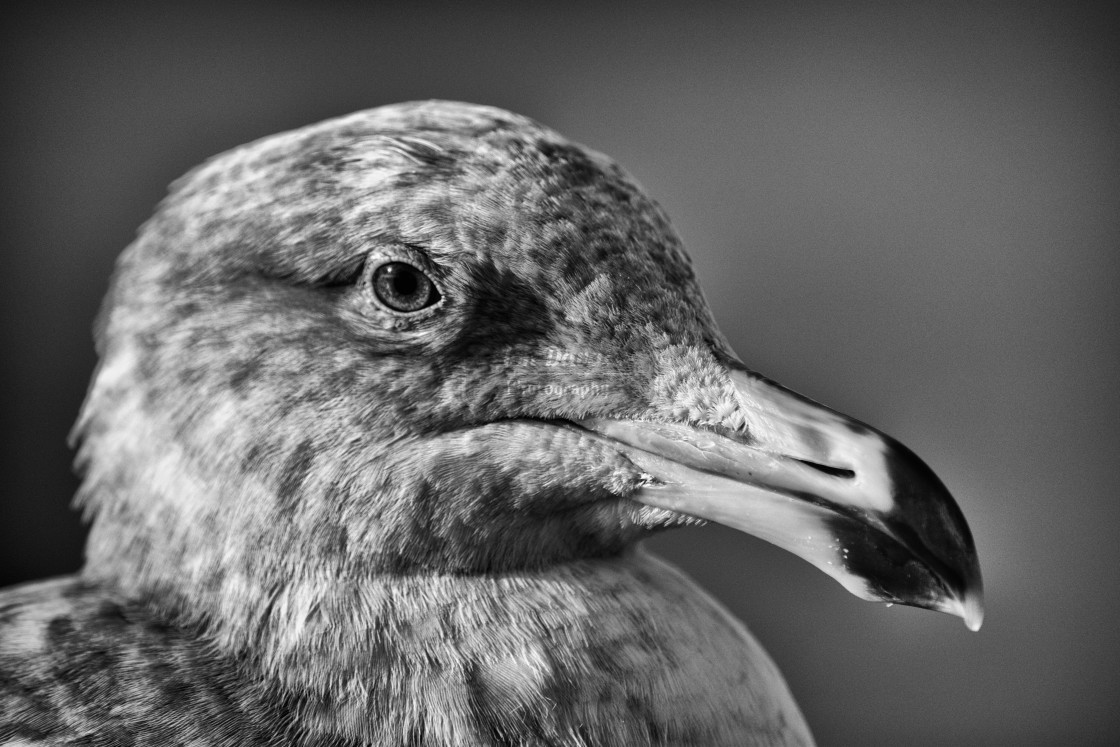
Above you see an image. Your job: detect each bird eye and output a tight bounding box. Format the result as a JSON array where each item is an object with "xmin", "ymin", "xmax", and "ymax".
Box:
[{"xmin": 370, "ymin": 261, "xmax": 440, "ymax": 312}]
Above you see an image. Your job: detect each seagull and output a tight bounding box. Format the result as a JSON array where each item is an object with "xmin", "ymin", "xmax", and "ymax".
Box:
[{"xmin": 0, "ymin": 101, "xmax": 982, "ymax": 746}]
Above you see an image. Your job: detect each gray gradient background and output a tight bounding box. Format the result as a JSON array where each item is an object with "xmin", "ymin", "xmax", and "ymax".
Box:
[{"xmin": 2, "ymin": 2, "xmax": 1117, "ymax": 744}]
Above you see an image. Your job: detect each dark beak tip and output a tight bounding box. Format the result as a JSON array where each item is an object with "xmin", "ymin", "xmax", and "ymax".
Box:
[{"xmin": 877, "ymin": 433, "xmax": 985, "ymax": 628}]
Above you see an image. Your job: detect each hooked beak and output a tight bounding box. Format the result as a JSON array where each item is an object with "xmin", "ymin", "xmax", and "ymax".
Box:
[{"xmin": 579, "ymin": 367, "xmax": 984, "ymax": 631}]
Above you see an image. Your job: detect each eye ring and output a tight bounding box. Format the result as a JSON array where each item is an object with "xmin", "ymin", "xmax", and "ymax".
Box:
[{"xmin": 369, "ymin": 260, "xmax": 441, "ymax": 313}]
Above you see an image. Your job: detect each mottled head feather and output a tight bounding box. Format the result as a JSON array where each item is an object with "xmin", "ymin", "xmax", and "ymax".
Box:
[
  {"xmin": 71, "ymin": 97, "xmax": 749, "ymax": 656},
  {"xmin": 51, "ymin": 100, "xmax": 817, "ymax": 744}
]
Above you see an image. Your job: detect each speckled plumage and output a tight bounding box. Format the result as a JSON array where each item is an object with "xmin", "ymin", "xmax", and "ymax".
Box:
[{"xmin": 1, "ymin": 101, "xmax": 981, "ymax": 745}]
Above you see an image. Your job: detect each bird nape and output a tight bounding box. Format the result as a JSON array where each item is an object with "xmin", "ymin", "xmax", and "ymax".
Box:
[{"xmin": 0, "ymin": 101, "xmax": 982, "ymax": 746}]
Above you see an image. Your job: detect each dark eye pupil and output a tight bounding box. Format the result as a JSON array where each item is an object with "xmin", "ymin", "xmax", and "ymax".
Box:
[
  {"xmin": 391, "ymin": 269, "xmax": 418, "ymax": 297},
  {"xmin": 372, "ymin": 262, "xmax": 438, "ymax": 312}
]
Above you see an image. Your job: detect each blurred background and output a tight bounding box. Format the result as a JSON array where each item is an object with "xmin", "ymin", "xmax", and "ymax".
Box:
[{"xmin": 2, "ymin": 1, "xmax": 1117, "ymax": 743}]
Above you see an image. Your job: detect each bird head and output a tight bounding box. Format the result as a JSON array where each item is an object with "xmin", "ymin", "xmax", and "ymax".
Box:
[{"xmin": 73, "ymin": 101, "xmax": 982, "ymax": 632}]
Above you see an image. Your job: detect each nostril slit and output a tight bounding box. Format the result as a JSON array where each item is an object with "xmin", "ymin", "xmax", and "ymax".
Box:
[{"xmin": 795, "ymin": 458, "xmax": 856, "ymax": 479}]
